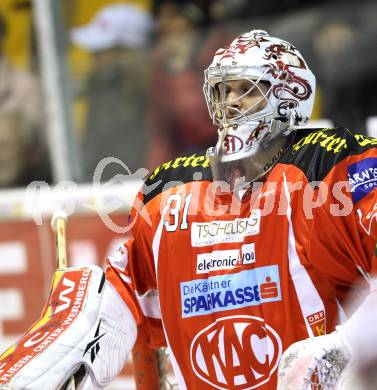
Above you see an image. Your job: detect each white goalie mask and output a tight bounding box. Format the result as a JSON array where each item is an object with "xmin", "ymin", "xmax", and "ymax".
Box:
[{"xmin": 203, "ymin": 30, "xmax": 316, "ymax": 188}]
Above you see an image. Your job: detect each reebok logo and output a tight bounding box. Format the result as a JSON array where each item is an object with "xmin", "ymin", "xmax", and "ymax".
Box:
[{"xmin": 83, "ymin": 320, "xmax": 107, "ymax": 363}]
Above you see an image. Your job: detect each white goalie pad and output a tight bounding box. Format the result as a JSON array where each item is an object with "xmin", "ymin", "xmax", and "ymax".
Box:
[{"xmin": 0, "ymin": 265, "xmax": 137, "ymax": 390}]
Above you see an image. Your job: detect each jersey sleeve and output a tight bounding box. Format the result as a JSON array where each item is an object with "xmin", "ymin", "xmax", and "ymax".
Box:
[
  {"xmin": 347, "ymin": 148, "xmax": 377, "ymax": 276},
  {"xmin": 105, "ymin": 191, "xmax": 166, "ymax": 349},
  {"xmin": 309, "ymin": 138, "xmax": 377, "ymax": 289}
]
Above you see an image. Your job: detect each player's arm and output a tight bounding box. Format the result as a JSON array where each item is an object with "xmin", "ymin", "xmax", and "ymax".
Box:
[{"xmin": 278, "ymin": 145, "xmax": 377, "ymax": 389}]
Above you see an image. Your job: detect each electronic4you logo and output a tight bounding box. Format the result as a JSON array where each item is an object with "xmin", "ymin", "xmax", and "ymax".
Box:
[{"xmin": 190, "ymin": 316, "xmax": 282, "ymax": 389}]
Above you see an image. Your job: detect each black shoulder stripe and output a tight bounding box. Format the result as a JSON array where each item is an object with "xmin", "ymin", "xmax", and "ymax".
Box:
[
  {"xmin": 280, "ymin": 127, "xmax": 377, "ymax": 182},
  {"xmin": 142, "ymin": 152, "xmax": 212, "ymax": 205}
]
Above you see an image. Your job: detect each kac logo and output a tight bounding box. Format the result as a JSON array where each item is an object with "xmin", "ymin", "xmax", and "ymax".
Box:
[{"xmin": 190, "ymin": 316, "xmax": 282, "ymax": 389}]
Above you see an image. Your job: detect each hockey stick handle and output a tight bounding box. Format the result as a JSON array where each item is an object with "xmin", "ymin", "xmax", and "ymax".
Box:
[
  {"xmin": 51, "ymin": 211, "xmax": 75, "ymax": 390},
  {"xmin": 51, "ymin": 210, "xmax": 68, "ymax": 269}
]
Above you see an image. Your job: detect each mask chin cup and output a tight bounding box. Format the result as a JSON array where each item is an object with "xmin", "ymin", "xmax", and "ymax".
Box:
[{"xmin": 207, "ymin": 127, "xmax": 288, "ymax": 191}]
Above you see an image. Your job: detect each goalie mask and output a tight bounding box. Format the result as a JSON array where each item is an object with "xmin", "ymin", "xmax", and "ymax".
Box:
[{"xmin": 203, "ymin": 30, "xmax": 316, "ymax": 188}]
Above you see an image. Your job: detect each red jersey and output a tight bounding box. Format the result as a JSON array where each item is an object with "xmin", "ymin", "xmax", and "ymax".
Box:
[{"xmin": 106, "ymin": 127, "xmax": 377, "ymax": 389}]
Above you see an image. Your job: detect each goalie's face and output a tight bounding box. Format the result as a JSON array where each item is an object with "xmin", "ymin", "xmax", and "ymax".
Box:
[
  {"xmin": 214, "ymin": 79, "xmax": 270, "ymax": 124},
  {"xmin": 206, "ymin": 77, "xmax": 287, "ymax": 191}
]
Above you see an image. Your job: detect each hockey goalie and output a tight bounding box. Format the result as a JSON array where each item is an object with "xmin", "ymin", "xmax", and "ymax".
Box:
[{"xmin": 1, "ymin": 29, "xmax": 377, "ymax": 390}]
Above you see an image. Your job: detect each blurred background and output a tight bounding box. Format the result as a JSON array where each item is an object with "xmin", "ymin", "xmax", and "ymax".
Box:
[
  {"xmin": 0, "ymin": 0, "xmax": 376, "ymax": 388},
  {"xmin": 0, "ymin": 0, "xmax": 376, "ymax": 187}
]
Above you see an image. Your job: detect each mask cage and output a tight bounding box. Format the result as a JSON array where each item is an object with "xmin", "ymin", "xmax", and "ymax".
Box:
[{"xmin": 203, "ymin": 65, "xmax": 289, "ymax": 128}]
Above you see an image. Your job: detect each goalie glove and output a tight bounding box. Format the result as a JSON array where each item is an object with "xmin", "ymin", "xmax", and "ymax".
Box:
[
  {"xmin": 0, "ymin": 265, "xmax": 137, "ymax": 390},
  {"xmin": 277, "ymin": 331, "xmax": 351, "ymax": 390},
  {"xmin": 277, "ymin": 288, "xmax": 377, "ymax": 390}
]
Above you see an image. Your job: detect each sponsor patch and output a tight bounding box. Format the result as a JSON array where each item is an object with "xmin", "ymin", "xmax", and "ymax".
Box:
[
  {"xmin": 306, "ymin": 310, "xmax": 325, "ymax": 325},
  {"xmin": 191, "ymin": 210, "xmax": 261, "ymax": 247},
  {"xmin": 306, "ymin": 310, "xmax": 326, "ymax": 336},
  {"xmin": 292, "ymin": 130, "xmax": 347, "ymax": 154},
  {"xmin": 348, "ymin": 158, "xmax": 377, "ymax": 204},
  {"xmin": 149, "ymin": 153, "xmax": 210, "ymax": 180},
  {"xmin": 190, "ymin": 315, "xmax": 282, "ymax": 389},
  {"xmin": 181, "ymin": 265, "xmax": 280, "ymax": 318},
  {"xmin": 196, "ymin": 243, "xmax": 255, "ymax": 273}
]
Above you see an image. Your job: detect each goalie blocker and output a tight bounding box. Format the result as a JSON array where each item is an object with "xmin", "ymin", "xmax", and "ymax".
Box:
[{"xmin": 0, "ymin": 266, "xmax": 136, "ymax": 390}]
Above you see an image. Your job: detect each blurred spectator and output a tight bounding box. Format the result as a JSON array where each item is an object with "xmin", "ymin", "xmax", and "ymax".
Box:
[
  {"xmin": 0, "ymin": 110, "xmax": 50, "ymax": 188},
  {"xmin": 226, "ymin": 0, "xmax": 377, "ymax": 133},
  {"xmin": 0, "ymin": 11, "xmax": 50, "ymax": 187},
  {"xmin": 220, "ymin": 0, "xmax": 353, "ymax": 23},
  {"xmin": 145, "ymin": 0, "xmax": 229, "ymax": 169},
  {"xmin": 311, "ymin": 0, "xmax": 377, "ymax": 132},
  {"xmin": 70, "ymin": 3, "xmax": 154, "ymax": 182}
]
